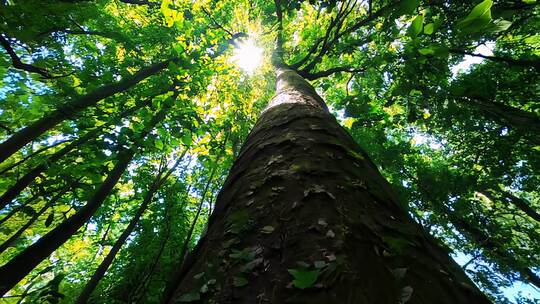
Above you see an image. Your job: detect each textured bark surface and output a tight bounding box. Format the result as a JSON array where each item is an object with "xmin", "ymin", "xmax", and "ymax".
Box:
[{"xmin": 168, "ymin": 68, "xmax": 491, "ymax": 303}]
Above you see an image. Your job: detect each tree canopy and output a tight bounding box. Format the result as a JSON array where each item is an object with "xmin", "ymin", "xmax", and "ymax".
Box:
[{"xmin": 0, "ymin": 0, "xmax": 538, "ymax": 303}]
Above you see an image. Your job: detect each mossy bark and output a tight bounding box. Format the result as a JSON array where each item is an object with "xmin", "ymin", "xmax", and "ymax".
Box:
[{"xmin": 167, "ymin": 68, "xmax": 491, "ymax": 304}]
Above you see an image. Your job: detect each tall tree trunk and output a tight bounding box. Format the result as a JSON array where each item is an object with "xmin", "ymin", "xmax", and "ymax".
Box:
[
  {"xmin": 0, "ymin": 103, "xmax": 144, "ymax": 210},
  {"xmin": 165, "ymin": 68, "xmax": 491, "ymax": 303},
  {"xmin": 162, "ymin": 133, "xmax": 228, "ymax": 302},
  {"xmin": 406, "ymin": 172, "xmax": 540, "ymax": 289},
  {"xmin": 0, "ymin": 186, "xmax": 70, "ymax": 254},
  {"xmin": 460, "ymin": 96, "xmax": 540, "ymax": 135},
  {"xmin": 76, "ymin": 149, "xmax": 187, "ymax": 303},
  {"xmin": 0, "ymin": 59, "xmax": 173, "ymax": 164},
  {"xmin": 75, "ymin": 180, "xmax": 159, "ymax": 304},
  {"xmin": 0, "ymin": 138, "xmax": 69, "ymax": 176},
  {"xmin": 446, "ymin": 209, "xmax": 540, "ymax": 289},
  {"xmin": 483, "ymin": 189, "xmax": 540, "ymax": 224},
  {"xmin": 0, "ymin": 190, "xmax": 45, "ymax": 226},
  {"xmin": 0, "ymin": 148, "xmax": 134, "ymax": 297},
  {"xmin": 0, "ymin": 109, "xmax": 167, "ymax": 296}
]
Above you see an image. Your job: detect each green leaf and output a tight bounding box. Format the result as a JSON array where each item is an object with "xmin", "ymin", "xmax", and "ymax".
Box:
[
  {"xmin": 178, "ymin": 292, "xmax": 200, "ymax": 302},
  {"xmin": 233, "ymin": 276, "xmax": 248, "ymax": 287},
  {"xmin": 398, "ymin": 0, "xmax": 420, "ymax": 15},
  {"xmin": 182, "ymin": 133, "xmax": 192, "ymax": 146},
  {"xmin": 155, "ymin": 139, "xmax": 164, "ymax": 150},
  {"xmin": 407, "ymin": 15, "xmax": 424, "ymax": 38},
  {"xmin": 484, "ymin": 19, "xmax": 512, "ymax": 33},
  {"xmin": 287, "ymin": 268, "xmax": 320, "ymax": 289},
  {"xmin": 457, "ymin": 0, "xmax": 493, "ymax": 34},
  {"xmin": 226, "ymin": 210, "xmax": 250, "ymax": 234},
  {"xmin": 418, "ymin": 44, "xmax": 449, "ymax": 56},
  {"xmin": 229, "ymin": 248, "xmax": 255, "ymax": 261},
  {"xmin": 423, "ymin": 18, "xmax": 443, "ymax": 35},
  {"xmin": 261, "ymin": 226, "xmax": 274, "ymax": 234},
  {"xmin": 423, "ymin": 23, "xmax": 435, "ymax": 35}
]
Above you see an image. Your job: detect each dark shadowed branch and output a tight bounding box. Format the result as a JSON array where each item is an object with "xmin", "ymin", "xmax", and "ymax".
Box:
[
  {"xmin": 298, "ymin": 66, "xmax": 364, "ymax": 80},
  {"xmin": 0, "ymin": 35, "xmax": 53, "ymax": 78},
  {"xmin": 119, "ymin": 0, "xmax": 160, "ymax": 7},
  {"xmin": 450, "ymin": 49, "xmax": 540, "ymax": 69}
]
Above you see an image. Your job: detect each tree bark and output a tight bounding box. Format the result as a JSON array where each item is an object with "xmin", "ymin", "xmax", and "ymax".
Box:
[
  {"xmin": 165, "ymin": 68, "xmax": 491, "ymax": 303},
  {"xmin": 0, "ymin": 58, "xmax": 173, "ymax": 164},
  {"xmin": 0, "ymin": 109, "xmax": 167, "ymax": 296}
]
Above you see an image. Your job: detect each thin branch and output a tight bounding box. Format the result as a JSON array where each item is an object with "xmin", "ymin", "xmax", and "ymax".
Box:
[
  {"xmin": 0, "ymin": 123, "xmax": 13, "ymax": 134},
  {"xmin": 0, "ymin": 35, "xmax": 52, "ymax": 78},
  {"xmin": 299, "ymin": 66, "xmax": 365, "ymax": 80},
  {"xmin": 295, "ymin": 1, "xmax": 397, "ymax": 73},
  {"xmin": 201, "ymin": 6, "xmax": 234, "ymax": 37},
  {"xmin": 119, "ymin": 0, "xmax": 160, "ymax": 7},
  {"xmin": 450, "ymin": 49, "xmax": 540, "ymax": 69},
  {"xmin": 0, "ymin": 139, "xmax": 71, "ymax": 176}
]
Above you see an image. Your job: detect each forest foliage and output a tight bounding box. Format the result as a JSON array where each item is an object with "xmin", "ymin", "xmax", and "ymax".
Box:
[{"xmin": 0, "ymin": 0, "xmax": 538, "ymax": 303}]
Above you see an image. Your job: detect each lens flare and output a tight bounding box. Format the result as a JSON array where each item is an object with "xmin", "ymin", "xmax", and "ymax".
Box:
[{"xmin": 231, "ymin": 39, "xmax": 263, "ymax": 74}]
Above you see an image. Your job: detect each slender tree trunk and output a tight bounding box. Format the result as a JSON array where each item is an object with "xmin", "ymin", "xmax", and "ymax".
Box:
[
  {"xmin": 0, "ymin": 59, "xmax": 173, "ymax": 164},
  {"xmin": 165, "ymin": 68, "xmax": 491, "ymax": 303},
  {"xmin": 0, "ymin": 148, "xmax": 134, "ymax": 296},
  {"xmin": 0, "ymin": 103, "xmax": 144, "ymax": 210},
  {"xmin": 161, "ymin": 170, "xmax": 215, "ymax": 301},
  {"xmin": 460, "ymin": 96, "xmax": 540, "ymax": 135},
  {"xmin": 135, "ymin": 228, "xmax": 171, "ymax": 303},
  {"xmin": 0, "ymin": 109, "xmax": 167, "ymax": 296},
  {"xmin": 0, "ymin": 190, "xmax": 44, "ymax": 227},
  {"xmin": 162, "ymin": 134, "xmax": 227, "ymax": 302},
  {"xmin": 75, "ymin": 181, "xmax": 159, "ymax": 304},
  {"xmin": 484, "ymin": 189, "xmax": 540, "ymax": 224},
  {"xmin": 406, "ymin": 171, "xmax": 540, "ymax": 289},
  {"xmin": 447, "ymin": 209, "xmax": 540, "ymax": 289},
  {"xmin": 0, "ymin": 138, "xmax": 69, "ymax": 176},
  {"xmin": 134, "ymin": 193, "xmax": 176, "ymax": 303},
  {"xmin": 449, "ymin": 49, "xmax": 540, "ymax": 70},
  {"xmin": 76, "ymin": 149, "xmax": 187, "ymax": 303},
  {"xmin": 0, "ymin": 187, "xmax": 69, "ymax": 254}
]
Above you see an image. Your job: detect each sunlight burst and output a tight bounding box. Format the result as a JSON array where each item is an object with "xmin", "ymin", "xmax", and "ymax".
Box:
[{"xmin": 231, "ymin": 39, "xmax": 263, "ymax": 74}]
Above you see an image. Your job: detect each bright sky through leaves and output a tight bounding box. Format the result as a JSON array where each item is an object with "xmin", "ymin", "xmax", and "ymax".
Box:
[
  {"xmin": 451, "ymin": 41, "xmax": 495, "ymax": 77},
  {"xmin": 231, "ymin": 39, "xmax": 263, "ymax": 73}
]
